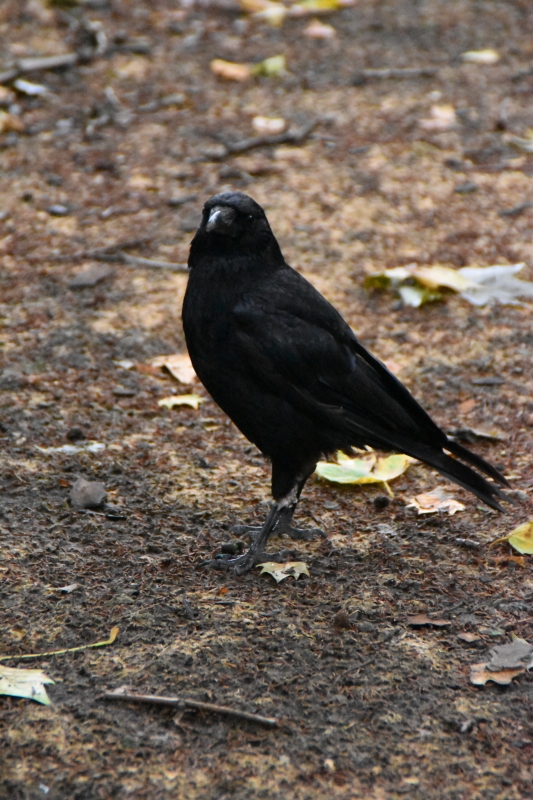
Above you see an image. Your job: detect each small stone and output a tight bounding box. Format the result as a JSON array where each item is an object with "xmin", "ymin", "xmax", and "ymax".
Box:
[
  {"xmin": 374, "ymin": 495, "xmax": 391, "ymax": 511},
  {"xmin": 454, "ymin": 181, "xmax": 478, "ymax": 194},
  {"xmin": 69, "ymin": 264, "xmax": 113, "ymax": 289},
  {"xmin": 333, "ymin": 610, "xmax": 352, "ymax": 629},
  {"xmin": 66, "ymin": 428, "xmax": 86, "ymax": 442},
  {"xmin": 70, "ymin": 478, "xmax": 107, "ymax": 510},
  {"xmin": 46, "ymin": 204, "xmax": 70, "ymax": 216}
]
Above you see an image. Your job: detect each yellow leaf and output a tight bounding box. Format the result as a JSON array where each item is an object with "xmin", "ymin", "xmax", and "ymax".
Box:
[
  {"xmin": 0, "ymin": 666, "xmax": 54, "ymax": 705},
  {"xmin": 253, "ymin": 2, "xmax": 288, "ymax": 26},
  {"xmin": 412, "ymin": 266, "xmax": 474, "ymax": 292},
  {"xmin": 158, "ymin": 394, "xmax": 206, "ymax": 410},
  {"xmin": 493, "ymin": 521, "xmax": 533, "ymax": 554},
  {"xmin": 316, "ymin": 452, "xmax": 412, "ymax": 492},
  {"xmin": 211, "ymin": 59, "xmax": 251, "ymax": 82},
  {"xmin": 257, "ymin": 561, "xmax": 309, "ymax": 583}
]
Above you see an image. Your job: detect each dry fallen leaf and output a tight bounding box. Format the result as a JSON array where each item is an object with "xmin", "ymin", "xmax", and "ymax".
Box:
[
  {"xmin": 257, "ymin": 561, "xmax": 310, "ymax": 583},
  {"xmin": 407, "ymin": 614, "xmax": 451, "ymax": 628},
  {"xmin": 419, "ymin": 104, "xmax": 457, "ymax": 132},
  {"xmin": 0, "ymin": 666, "xmax": 55, "ymax": 705},
  {"xmin": 151, "ymin": 353, "xmax": 197, "ymax": 384},
  {"xmin": 470, "ymin": 663, "xmax": 524, "ymax": 686},
  {"xmin": 406, "ymin": 487, "xmax": 466, "ymax": 516},
  {"xmin": 469, "ymin": 636, "xmax": 533, "ymax": 685},
  {"xmin": 461, "ymin": 49, "xmax": 500, "ymax": 65},
  {"xmin": 0, "ymin": 111, "xmax": 24, "ymax": 134},
  {"xmin": 486, "ymin": 637, "xmax": 533, "ymax": 671},
  {"xmin": 252, "ymin": 116, "xmax": 286, "ymax": 135},
  {"xmin": 457, "ymin": 264, "xmax": 533, "ymax": 306},
  {"xmin": 158, "ymin": 394, "xmax": 206, "ymax": 410},
  {"xmin": 304, "ymin": 19, "xmax": 337, "ymax": 38},
  {"xmin": 211, "ymin": 59, "xmax": 251, "ymax": 82},
  {"xmin": 457, "ymin": 632, "xmax": 481, "ymax": 643}
]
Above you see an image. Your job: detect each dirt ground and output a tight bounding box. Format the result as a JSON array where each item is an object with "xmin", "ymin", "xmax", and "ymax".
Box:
[{"xmin": 1, "ymin": 1, "xmax": 533, "ymax": 798}]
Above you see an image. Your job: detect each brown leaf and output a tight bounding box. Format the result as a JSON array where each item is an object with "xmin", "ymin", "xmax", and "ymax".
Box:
[
  {"xmin": 407, "ymin": 614, "xmax": 451, "ymax": 628},
  {"xmin": 469, "ymin": 663, "xmax": 524, "ymax": 685},
  {"xmin": 457, "ymin": 632, "xmax": 481, "ymax": 643}
]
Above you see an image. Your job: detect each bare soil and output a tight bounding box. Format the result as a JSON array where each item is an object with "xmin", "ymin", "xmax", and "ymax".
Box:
[{"xmin": 1, "ymin": 1, "xmax": 533, "ymax": 798}]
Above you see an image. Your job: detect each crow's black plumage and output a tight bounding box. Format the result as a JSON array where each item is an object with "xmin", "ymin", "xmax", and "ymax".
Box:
[{"xmin": 182, "ymin": 192, "xmax": 509, "ymax": 573}]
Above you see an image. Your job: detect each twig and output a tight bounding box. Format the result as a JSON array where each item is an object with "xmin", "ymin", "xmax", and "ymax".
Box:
[
  {"xmin": 207, "ymin": 119, "xmax": 321, "ymax": 160},
  {"xmin": 355, "ymin": 67, "xmax": 438, "ymax": 83},
  {"xmin": 119, "ymin": 252, "xmax": 188, "ymax": 272},
  {"xmin": 102, "ymin": 691, "xmax": 279, "ymax": 727},
  {"xmin": 0, "ymin": 54, "xmax": 78, "ymax": 84},
  {"xmin": 25, "ymin": 238, "xmax": 153, "ymax": 264}
]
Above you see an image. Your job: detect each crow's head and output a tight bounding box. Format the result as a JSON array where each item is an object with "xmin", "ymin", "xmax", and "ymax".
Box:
[{"xmin": 190, "ymin": 192, "xmax": 283, "ymax": 265}]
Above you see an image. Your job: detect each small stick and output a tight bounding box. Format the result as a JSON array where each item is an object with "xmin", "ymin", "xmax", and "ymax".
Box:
[
  {"xmin": 209, "ymin": 119, "xmax": 320, "ymax": 159},
  {"xmin": 102, "ymin": 691, "xmax": 279, "ymax": 727},
  {"xmin": 0, "ymin": 54, "xmax": 78, "ymax": 84},
  {"xmin": 361, "ymin": 67, "xmax": 438, "ymax": 80},
  {"xmin": 25, "ymin": 238, "xmax": 153, "ymax": 264},
  {"xmin": 118, "ymin": 252, "xmax": 188, "ymax": 272}
]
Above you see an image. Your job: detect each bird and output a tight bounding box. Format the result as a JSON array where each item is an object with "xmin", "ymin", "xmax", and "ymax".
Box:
[{"xmin": 182, "ymin": 191, "xmax": 509, "ymax": 574}]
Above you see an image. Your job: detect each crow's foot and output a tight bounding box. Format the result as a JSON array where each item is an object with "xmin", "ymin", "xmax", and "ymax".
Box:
[{"xmin": 206, "ymin": 548, "xmax": 299, "ymax": 575}]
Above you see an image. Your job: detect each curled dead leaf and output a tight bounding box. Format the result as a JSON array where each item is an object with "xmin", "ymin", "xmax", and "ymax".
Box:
[
  {"xmin": 151, "ymin": 353, "xmax": 197, "ymax": 384},
  {"xmin": 406, "ymin": 487, "xmax": 465, "ymax": 516},
  {"xmin": 470, "ymin": 663, "xmax": 524, "ymax": 685},
  {"xmin": 257, "ymin": 561, "xmax": 309, "ymax": 583},
  {"xmin": 158, "ymin": 394, "xmax": 206, "ymax": 410},
  {"xmin": 407, "ymin": 614, "xmax": 451, "ymax": 628}
]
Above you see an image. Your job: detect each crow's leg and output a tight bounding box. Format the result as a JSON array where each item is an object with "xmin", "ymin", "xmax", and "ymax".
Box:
[
  {"xmin": 232, "ymin": 507, "xmax": 323, "ymax": 542},
  {"xmin": 212, "ymin": 487, "xmax": 305, "ymax": 574}
]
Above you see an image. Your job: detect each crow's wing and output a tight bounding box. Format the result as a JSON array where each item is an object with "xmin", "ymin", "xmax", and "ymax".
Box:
[
  {"xmin": 233, "ymin": 267, "xmax": 440, "ymax": 445},
  {"xmin": 232, "ymin": 266, "xmax": 508, "ymax": 506}
]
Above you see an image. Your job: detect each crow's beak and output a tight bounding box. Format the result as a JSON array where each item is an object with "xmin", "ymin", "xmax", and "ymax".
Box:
[{"xmin": 205, "ymin": 205, "xmax": 236, "ymax": 233}]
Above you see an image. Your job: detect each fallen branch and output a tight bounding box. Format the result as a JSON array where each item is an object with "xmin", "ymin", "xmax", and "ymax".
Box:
[
  {"xmin": 102, "ymin": 691, "xmax": 279, "ymax": 727},
  {"xmin": 207, "ymin": 119, "xmax": 320, "ymax": 159},
  {"xmin": 0, "ymin": 53, "xmax": 78, "ymax": 84}
]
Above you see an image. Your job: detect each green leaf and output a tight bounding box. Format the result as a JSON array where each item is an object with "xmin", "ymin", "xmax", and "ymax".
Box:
[
  {"xmin": 251, "ymin": 55, "xmax": 287, "ymax": 77},
  {"xmin": 0, "ymin": 666, "xmax": 54, "ymax": 705},
  {"xmin": 315, "ymin": 452, "xmax": 413, "ymax": 489}
]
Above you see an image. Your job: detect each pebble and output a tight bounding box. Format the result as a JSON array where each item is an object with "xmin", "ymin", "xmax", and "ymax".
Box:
[{"xmin": 70, "ymin": 478, "xmax": 107, "ymax": 510}]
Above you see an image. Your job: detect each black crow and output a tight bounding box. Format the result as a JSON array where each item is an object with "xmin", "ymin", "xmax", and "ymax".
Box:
[{"xmin": 182, "ymin": 192, "xmax": 509, "ymax": 574}]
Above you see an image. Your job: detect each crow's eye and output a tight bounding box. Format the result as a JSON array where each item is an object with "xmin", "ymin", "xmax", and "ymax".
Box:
[{"xmin": 247, "ymin": 214, "xmax": 254, "ymax": 221}]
